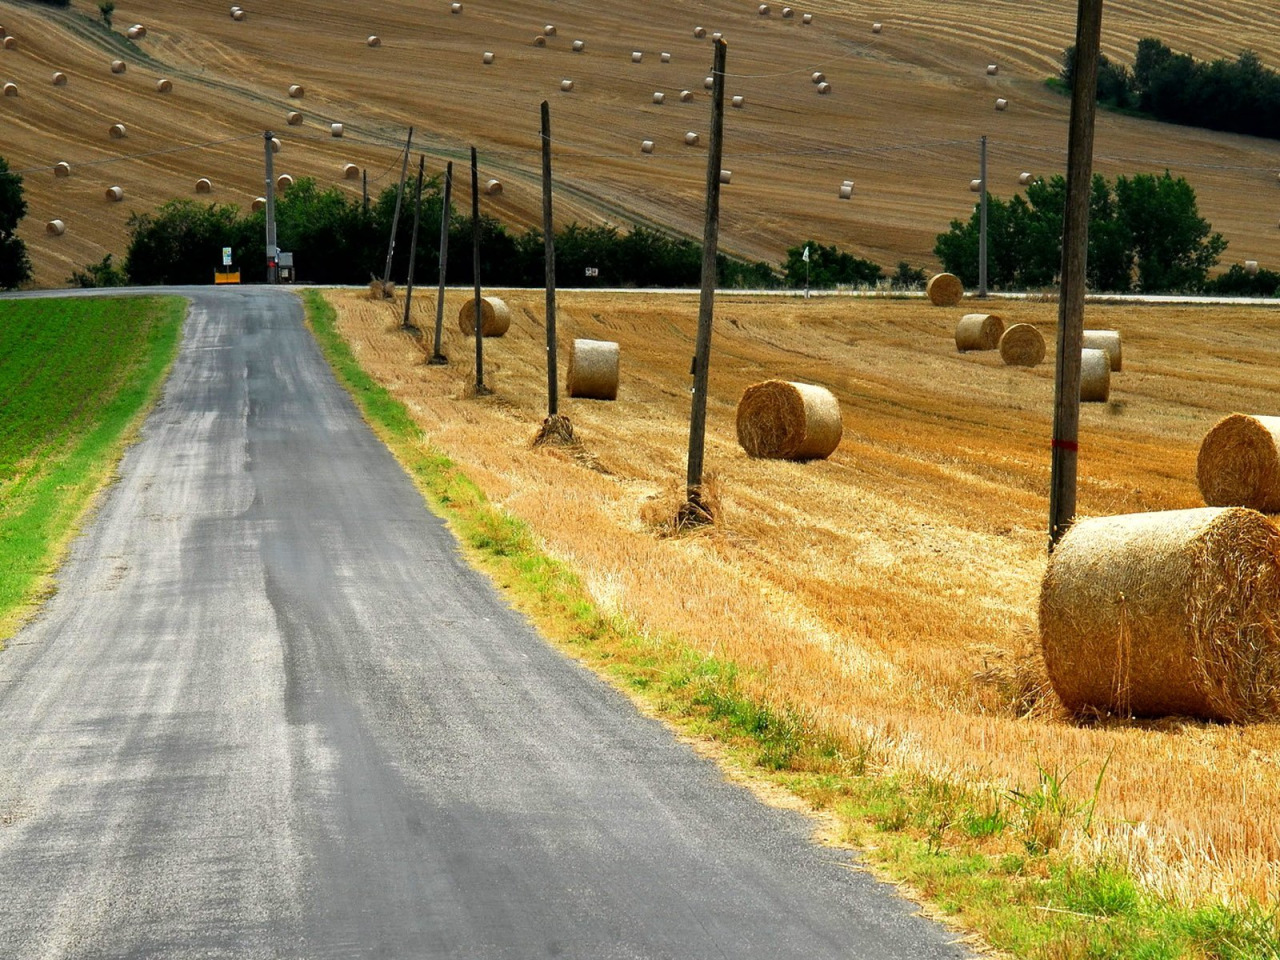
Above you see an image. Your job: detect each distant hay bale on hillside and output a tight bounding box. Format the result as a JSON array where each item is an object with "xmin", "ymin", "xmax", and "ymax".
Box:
[
  {"xmin": 838, "ymin": 180, "xmax": 853, "ymax": 199},
  {"xmin": 127, "ymin": 24, "xmax": 147, "ymax": 39},
  {"xmin": 52, "ymin": 71, "xmax": 66, "ymax": 85},
  {"xmin": 534, "ymin": 35, "xmax": 547, "ymax": 47},
  {"xmin": 1019, "ymin": 171, "xmax": 1033, "ymax": 185},
  {"xmin": 543, "ymin": 24, "xmax": 556, "ymax": 36},
  {"xmin": 105, "ymin": 185, "xmax": 124, "ymax": 201},
  {"xmin": 367, "ymin": 35, "xmax": 381, "ymax": 47},
  {"xmin": 287, "ymin": 110, "xmax": 302, "ymax": 124},
  {"xmin": 276, "ymin": 174, "xmax": 294, "ymax": 192},
  {"xmin": 995, "ymin": 97, "xmax": 1009, "ymax": 110},
  {"xmin": 1040, "ymin": 506, "xmax": 1280, "ymax": 722},
  {"xmin": 46, "ymin": 219, "xmax": 65, "ymax": 236},
  {"xmin": 1082, "ymin": 329, "xmax": 1122, "ymax": 371},
  {"xmin": 704, "ymin": 76, "xmax": 713, "ymax": 89},
  {"xmin": 3, "ymin": 36, "xmax": 15, "ymax": 50},
  {"xmin": 195, "ymin": 177, "xmax": 212, "ymax": 193},
  {"xmin": 999, "ymin": 323, "xmax": 1045, "ymax": 366},
  {"xmin": 758, "ymin": 4, "xmax": 771, "ymax": 15},
  {"xmin": 53, "ymin": 161, "xmax": 70, "ymax": 177},
  {"xmin": 343, "ymin": 163, "xmax": 359, "ymax": 179},
  {"xmin": 731, "ymin": 95, "xmax": 744, "ymax": 108},
  {"xmin": 872, "ymin": 22, "xmax": 882, "ymax": 33},
  {"xmin": 485, "ymin": 178, "xmax": 503, "ymax": 195},
  {"xmin": 451, "ymin": 2, "xmax": 462, "ymax": 13},
  {"xmin": 986, "ymin": 63, "xmax": 999, "ymax": 75},
  {"xmin": 640, "ymin": 140, "xmax": 654, "ymax": 153},
  {"xmin": 684, "ymin": 131, "xmax": 700, "ymax": 145},
  {"xmin": 720, "ymin": 169, "xmax": 732, "ymax": 184},
  {"xmin": 252, "ymin": 196, "xmax": 266, "ymax": 211},
  {"xmin": 660, "ymin": 51, "xmax": 671, "ymax": 62},
  {"xmin": 969, "ymin": 178, "xmax": 984, "ymax": 192},
  {"xmin": 1080, "ymin": 348, "xmax": 1111, "ymax": 402},
  {"xmin": 288, "ymin": 84, "xmax": 304, "ymax": 98},
  {"xmin": 680, "ymin": 89, "xmax": 693, "ymax": 102},
  {"xmin": 110, "ymin": 60, "xmax": 127, "ymax": 74},
  {"xmin": 694, "ymin": 26, "xmax": 706, "ymax": 38},
  {"xmin": 782, "ymin": 7, "xmax": 794, "ymax": 18},
  {"xmin": 1197, "ymin": 414, "xmax": 1280, "ymax": 512},
  {"xmin": 1245, "ymin": 260, "xmax": 1260, "ymax": 275},
  {"xmin": 567, "ymin": 339, "xmax": 620, "ymax": 400},
  {"xmin": 155, "ymin": 78, "xmax": 172, "ymax": 93},
  {"xmin": 458, "ymin": 296, "xmax": 511, "ymax": 337},
  {"xmin": 270, "ymin": 136, "xmax": 281, "ymax": 153},
  {"xmin": 330, "ymin": 123, "xmax": 344, "ymax": 137},
  {"xmin": 108, "ymin": 123, "xmax": 127, "ymax": 139},
  {"xmin": 482, "ymin": 51, "xmax": 494, "ymax": 64},
  {"xmin": 632, "ymin": 51, "xmax": 643, "ymax": 63},
  {"xmin": 736, "ymin": 380, "xmax": 843, "ymax": 461},
  {"xmin": 926, "ymin": 272, "xmax": 963, "ymax": 306},
  {"xmin": 560, "ymin": 78, "xmax": 573, "ymax": 91},
  {"xmin": 802, "ymin": 13, "xmax": 813, "ymax": 23},
  {"xmin": 572, "ymin": 40, "xmax": 584, "ymax": 52},
  {"xmin": 955, "ymin": 313, "xmax": 1004, "ymax": 351},
  {"xmin": 652, "ymin": 91, "xmax": 664, "ymax": 104},
  {"xmin": 811, "ymin": 71, "xmax": 825, "ymax": 84},
  {"xmin": 231, "ymin": 8, "xmax": 245, "ymax": 20},
  {"xmin": 817, "ymin": 81, "xmax": 831, "ymax": 94},
  {"xmin": 2, "ymin": 82, "xmax": 15, "ymax": 97}
]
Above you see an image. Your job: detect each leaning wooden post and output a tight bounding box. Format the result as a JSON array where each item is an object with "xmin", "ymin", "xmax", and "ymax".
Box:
[
  {"xmin": 402, "ymin": 155, "xmax": 425, "ymax": 331},
  {"xmin": 430, "ymin": 161, "xmax": 452, "ymax": 364},
  {"xmin": 542, "ymin": 101, "xmax": 559, "ymax": 418},
  {"xmin": 380, "ymin": 126, "xmax": 414, "ymax": 295},
  {"xmin": 1049, "ymin": 0, "xmax": 1105, "ymax": 550},
  {"xmin": 471, "ymin": 146, "xmax": 487, "ymax": 395},
  {"xmin": 682, "ymin": 37, "xmax": 727, "ymax": 524}
]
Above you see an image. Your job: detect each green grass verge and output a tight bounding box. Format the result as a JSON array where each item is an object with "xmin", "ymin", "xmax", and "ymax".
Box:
[
  {"xmin": 301, "ymin": 288, "xmax": 1280, "ymax": 960},
  {"xmin": 0, "ymin": 295, "xmax": 186, "ymax": 642}
]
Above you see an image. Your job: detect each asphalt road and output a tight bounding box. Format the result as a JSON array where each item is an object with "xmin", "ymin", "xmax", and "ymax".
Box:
[{"xmin": 0, "ymin": 287, "xmax": 971, "ymax": 959}]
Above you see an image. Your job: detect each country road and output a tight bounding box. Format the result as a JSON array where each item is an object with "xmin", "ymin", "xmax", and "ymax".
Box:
[{"xmin": 0, "ymin": 287, "xmax": 970, "ymax": 959}]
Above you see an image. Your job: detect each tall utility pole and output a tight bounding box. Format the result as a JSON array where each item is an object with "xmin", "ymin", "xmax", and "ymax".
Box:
[
  {"xmin": 380, "ymin": 127, "xmax": 414, "ymax": 292},
  {"xmin": 264, "ymin": 131, "xmax": 278, "ymax": 284},
  {"xmin": 684, "ymin": 37, "xmax": 727, "ymax": 515},
  {"xmin": 471, "ymin": 146, "xmax": 486, "ymax": 395},
  {"xmin": 978, "ymin": 135, "xmax": 989, "ymax": 298},
  {"xmin": 1049, "ymin": 0, "xmax": 1106, "ymax": 550},
  {"xmin": 430, "ymin": 162, "xmax": 452, "ymax": 364},
  {"xmin": 402, "ymin": 155, "xmax": 426, "ymax": 331},
  {"xmin": 362, "ymin": 169, "xmax": 369, "ymax": 217},
  {"xmin": 541, "ymin": 101, "xmax": 559, "ymax": 417}
]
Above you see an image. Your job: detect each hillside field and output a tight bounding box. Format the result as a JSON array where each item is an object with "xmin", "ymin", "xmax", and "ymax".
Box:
[{"xmin": 1, "ymin": 0, "xmax": 1279, "ymax": 285}]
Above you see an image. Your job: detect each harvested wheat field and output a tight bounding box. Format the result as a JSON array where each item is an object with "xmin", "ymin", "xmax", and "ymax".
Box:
[
  {"xmin": 4, "ymin": 0, "xmax": 1280, "ymax": 284},
  {"xmin": 327, "ymin": 287, "xmax": 1280, "ymax": 909}
]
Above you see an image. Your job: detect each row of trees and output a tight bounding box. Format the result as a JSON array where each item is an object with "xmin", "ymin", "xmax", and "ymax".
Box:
[
  {"xmin": 1061, "ymin": 39, "xmax": 1280, "ymax": 140},
  {"xmin": 934, "ymin": 172, "xmax": 1229, "ymax": 293}
]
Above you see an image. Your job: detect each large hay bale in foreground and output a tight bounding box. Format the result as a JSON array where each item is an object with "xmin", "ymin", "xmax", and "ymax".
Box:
[
  {"xmin": 926, "ymin": 272, "xmax": 963, "ymax": 306},
  {"xmin": 955, "ymin": 313, "xmax": 1004, "ymax": 351},
  {"xmin": 1040, "ymin": 507, "xmax": 1280, "ymax": 722},
  {"xmin": 999, "ymin": 323, "xmax": 1045, "ymax": 366},
  {"xmin": 1080, "ymin": 348, "xmax": 1111, "ymax": 402},
  {"xmin": 458, "ymin": 296, "xmax": 511, "ymax": 337},
  {"xmin": 1082, "ymin": 329, "xmax": 1122, "ymax": 371},
  {"xmin": 1198, "ymin": 414, "xmax": 1280, "ymax": 512},
  {"xmin": 567, "ymin": 339, "xmax": 619, "ymax": 400},
  {"xmin": 736, "ymin": 380, "xmax": 842, "ymax": 461}
]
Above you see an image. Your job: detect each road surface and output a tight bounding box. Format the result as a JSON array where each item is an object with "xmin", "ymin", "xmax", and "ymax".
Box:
[{"xmin": 0, "ymin": 287, "xmax": 971, "ymax": 959}]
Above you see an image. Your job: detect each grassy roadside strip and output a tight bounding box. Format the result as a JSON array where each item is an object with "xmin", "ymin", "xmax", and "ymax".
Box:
[
  {"xmin": 0, "ymin": 296, "xmax": 187, "ymax": 643},
  {"xmin": 301, "ymin": 288, "xmax": 1278, "ymax": 960}
]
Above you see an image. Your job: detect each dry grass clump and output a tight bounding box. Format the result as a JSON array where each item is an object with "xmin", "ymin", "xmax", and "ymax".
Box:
[
  {"xmin": 368, "ymin": 279, "xmax": 396, "ymax": 300},
  {"xmin": 955, "ymin": 313, "xmax": 1004, "ymax": 351},
  {"xmin": 1040, "ymin": 507, "xmax": 1280, "ymax": 723},
  {"xmin": 567, "ymin": 339, "xmax": 619, "ymax": 400},
  {"xmin": 1198, "ymin": 414, "xmax": 1280, "ymax": 512},
  {"xmin": 927, "ymin": 273, "xmax": 964, "ymax": 306},
  {"xmin": 736, "ymin": 380, "xmax": 842, "ymax": 460},
  {"xmin": 999, "ymin": 323, "xmax": 1046, "ymax": 366},
  {"xmin": 458, "ymin": 296, "xmax": 511, "ymax": 337},
  {"xmin": 532, "ymin": 414, "xmax": 576, "ymax": 447}
]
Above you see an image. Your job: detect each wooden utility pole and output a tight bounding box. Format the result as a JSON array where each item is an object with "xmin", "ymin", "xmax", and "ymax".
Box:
[
  {"xmin": 362, "ymin": 169, "xmax": 369, "ymax": 217},
  {"xmin": 263, "ymin": 130, "xmax": 278, "ymax": 284},
  {"xmin": 471, "ymin": 146, "xmax": 487, "ymax": 395},
  {"xmin": 1049, "ymin": 0, "xmax": 1106, "ymax": 550},
  {"xmin": 402, "ymin": 155, "xmax": 425, "ymax": 331},
  {"xmin": 541, "ymin": 101, "xmax": 559, "ymax": 417},
  {"xmin": 683, "ymin": 37, "xmax": 727, "ymax": 519},
  {"xmin": 978, "ymin": 135, "xmax": 989, "ymax": 298},
  {"xmin": 430, "ymin": 161, "xmax": 452, "ymax": 364},
  {"xmin": 380, "ymin": 127, "xmax": 414, "ymax": 292}
]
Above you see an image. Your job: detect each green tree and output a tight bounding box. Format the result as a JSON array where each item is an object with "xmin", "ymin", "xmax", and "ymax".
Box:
[
  {"xmin": 782, "ymin": 241, "xmax": 883, "ymax": 288},
  {"xmin": 98, "ymin": 1, "xmax": 115, "ymax": 27},
  {"xmin": 68, "ymin": 254, "xmax": 127, "ymax": 288},
  {"xmin": 0, "ymin": 157, "xmax": 31, "ymax": 290},
  {"xmin": 124, "ymin": 200, "xmax": 250, "ymax": 285},
  {"xmin": 1115, "ymin": 171, "xmax": 1226, "ymax": 291}
]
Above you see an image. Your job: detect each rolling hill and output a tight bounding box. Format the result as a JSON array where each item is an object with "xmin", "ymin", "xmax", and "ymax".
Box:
[{"xmin": 2, "ymin": 0, "xmax": 1278, "ymax": 286}]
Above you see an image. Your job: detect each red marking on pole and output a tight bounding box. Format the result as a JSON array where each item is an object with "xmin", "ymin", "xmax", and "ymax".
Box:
[{"xmin": 1052, "ymin": 439, "xmax": 1079, "ymax": 452}]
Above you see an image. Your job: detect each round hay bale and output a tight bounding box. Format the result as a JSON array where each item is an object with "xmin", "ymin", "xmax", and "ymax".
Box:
[
  {"xmin": 1040, "ymin": 506, "xmax": 1280, "ymax": 722},
  {"xmin": 51, "ymin": 71, "xmax": 67, "ymax": 86},
  {"xmin": 926, "ymin": 272, "xmax": 963, "ymax": 306},
  {"xmin": 46, "ymin": 219, "xmax": 65, "ymax": 236},
  {"xmin": 109, "ymin": 123, "xmax": 127, "ymax": 139},
  {"xmin": 986, "ymin": 63, "xmax": 999, "ymax": 75},
  {"xmin": 270, "ymin": 136, "xmax": 281, "ymax": 153},
  {"xmin": 105, "ymin": 185, "xmax": 124, "ymax": 202},
  {"xmin": 251, "ymin": 196, "xmax": 266, "ymax": 212},
  {"xmin": 720, "ymin": 169, "xmax": 732, "ymax": 184},
  {"xmin": 1081, "ymin": 329, "xmax": 1122, "ymax": 371},
  {"xmin": 1197, "ymin": 414, "xmax": 1280, "ymax": 512},
  {"xmin": 969, "ymin": 178, "xmax": 984, "ymax": 192},
  {"xmin": 367, "ymin": 35, "xmax": 381, "ymax": 47},
  {"xmin": 1245, "ymin": 260, "xmax": 1260, "ymax": 276},
  {"xmin": 482, "ymin": 51, "xmax": 494, "ymax": 64},
  {"xmin": 712, "ymin": 32, "xmax": 723, "ymax": 41},
  {"xmin": 110, "ymin": 60, "xmax": 127, "ymax": 74},
  {"xmin": 451, "ymin": 2, "xmax": 462, "ymax": 13},
  {"xmin": 53, "ymin": 161, "xmax": 70, "ymax": 177},
  {"xmin": 802, "ymin": 13, "xmax": 813, "ymax": 23},
  {"xmin": 231, "ymin": 8, "xmax": 246, "ymax": 20},
  {"xmin": 567, "ymin": 339, "xmax": 620, "ymax": 400},
  {"xmin": 995, "ymin": 97, "xmax": 1009, "ymax": 111},
  {"xmin": 484, "ymin": 178, "xmax": 503, "ymax": 196},
  {"xmin": 652, "ymin": 91, "xmax": 664, "ymax": 104},
  {"xmin": 534, "ymin": 35, "xmax": 547, "ymax": 47},
  {"xmin": 640, "ymin": 140, "xmax": 654, "ymax": 154},
  {"xmin": 759, "ymin": 3, "xmax": 771, "ymax": 14},
  {"xmin": 817, "ymin": 82, "xmax": 831, "ymax": 94},
  {"xmin": 2, "ymin": 37, "xmax": 14, "ymax": 50},
  {"xmin": 782, "ymin": 7, "xmax": 794, "ymax": 18},
  {"xmin": 731, "ymin": 95, "xmax": 745, "ymax": 108},
  {"xmin": 458, "ymin": 296, "xmax": 511, "ymax": 337},
  {"xmin": 998, "ymin": 323, "xmax": 1045, "ymax": 366},
  {"xmin": 632, "ymin": 51, "xmax": 643, "ymax": 63},
  {"xmin": 287, "ymin": 110, "xmax": 302, "ymax": 124},
  {"xmin": 288, "ymin": 84, "xmax": 304, "ymax": 98},
  {"xmin": 811, "ymin": 71, "xmax": 825, "ymax": 84},
  {"xmin": 694, "ymin": 26, "xmax": 706, "ymax": 39},
  {"xmin": 155, "ymin": 78, "xmax": 173, "ymax": 93},
  {"xmin": 684, "ymin": 131, "xmax": 700, "ymax": 146},
  {"xmin": 871, "ymin": 22, "xmax": 882, "ymax": 33},
  {"xmin": 127, "ymin": 24, "xmax": 147, "ymax": 40},
  {"xmin": 1080, "ymin": 348, "xmax": 1111, "ymax": 402},
  {"xmin": 660, "ymin": 52, "xmax": 671, "ymax": 63},
  {"xmin": 955, "ymin": 313, "xmax": 1004, "ymax": 351},
  {"xmin": 680, "ymin": 89, "xmax": 693, "ymax": 102},
  {"xmin": 736, "ymin": 380, "xmax": 843, "ymax": 461},
  {"xmin": 543, "ymin": 24, "xmax": 556, "ymax": 36},
  {"xmin": 572, "ymin": 40, "xmax": 584, "ymax": 52},
  {"xmin": 344, "ymin": 163, "xmax": 360, "ymax": 180},
  {"xmin": 560, "ymin": 78, "xmax": 573, "ymax": 91},
  {"xmin": 276, "ymin": 174, "xmax": 294, "ymax": 192},
  {"xmin": 704, "ymin": 76, "xmax": 714, "ymax": 90},
  {"xmin": 330, "ymin": 123, "xmax": 344, "ymax": 137},
  {"xmin": 838, "ymin": 180, "xmax": 853, "ymax": 200},
  {"xmin": 1019, "ymin": 171, "xmax": 1033, "ymax": 185},
  {"xmin": 2, "ymin": 82, "xmax": 15, "ymax": 97},
  {"xmin": 195, "ymin": 177, "xmax": 212, "ymax": 193}
]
